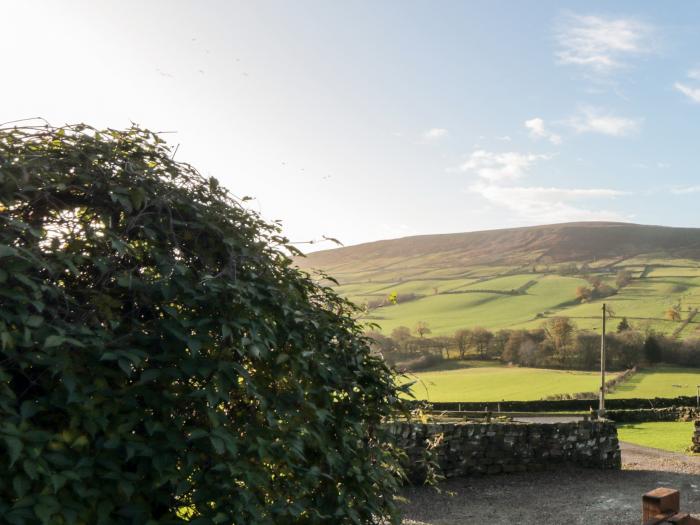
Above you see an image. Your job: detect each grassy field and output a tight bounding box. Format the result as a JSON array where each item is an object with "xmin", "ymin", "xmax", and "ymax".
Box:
[
  {"xmin": 406, "ymin": 363, "xmax": 614, "ymax": 402},
  {"xmin": 406, "ymin": 364, "xmax": 700, "ymax": 402},
  {"xmin": 331, "ymin": 260, "xmax": 700, "ymax": 337},
  {"xmin": 608, "ymin": 367, "xmax": 700, "ymax": 398},
  {"xmin": 367, "ymin": 275, "xmax": 587, "ymax": 334},
  {"xmin": 306, "ymin": 245, "xmax": 700, "ymax": 337},
  {"xmin": 617, "ymin": 421, "xmax": 696, "ymax": 453}
]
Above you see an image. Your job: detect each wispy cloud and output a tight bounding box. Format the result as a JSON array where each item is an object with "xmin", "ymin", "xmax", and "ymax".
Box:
[
  {"xmin": 674, "ymin": 70, "xmax": 700, "ymax": 103},
  {"xmin": 674, "ymin": 83, "xmax": 700, "ymax": 103},
  {"xmin": 524, "ymin": 117, "xmax": 562, "ymax": 145},
  {"xmin": 567, "ymin": 106, "xmax": 642, "ymax": 136},
  {"xmin": 469, "ymin": 182, "xmax": 628, "ymax": 223},
  {"xmin": 670, "ymin": 185, "xmax": 700, "ymax": 195},
  {"xmin": 422, "ymin": 128, "xmax": 449, "ymax": 141},
  {"xmin": 555, "ymin": 13, "xmax": 653, "ymax": 73},
  {"xmin": 459, "ymin": 150, "xmax": 551, "ymax": 182}
]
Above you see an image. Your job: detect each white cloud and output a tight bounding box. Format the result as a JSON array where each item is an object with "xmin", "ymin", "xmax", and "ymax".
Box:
[
  {"xmin": 555, "ymin": 13, "xmax": 653, "ymax": 73},
  {"xmin": 496, "ymin": 135, "xmax": 512, "ymax": 142},
  {"xmin": 568, "ymin": 106, "xmax": 641, "ymax": 136},
  {"xmin": 524, "ymin": 117, "xmax": 562, "ymax": 145},
  {"xmin": 469, "ymin": 182, "xmax": 628, "ymax": 223},
  {"xmin": 459, "ymin": 149, "xmax": 550, "ymax": 182},
  {"xmin": 675, "ymin": 81, "xmax": 700, "ymax": 103},
  {"xmin": 673, "ymin": 68, "xmax": 700, "ymax": 103},
  {"xmin": 423, "ymin": 128, "xmax": 449, "ymax": 141}
]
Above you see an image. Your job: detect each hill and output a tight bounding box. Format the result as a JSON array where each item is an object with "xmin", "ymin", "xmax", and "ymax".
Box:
[
  {"xmin": 302, "ymin": 222, "xmax": 700, "ymax": 270},
  {"xmin": 297, "ymin": 222, "xmax": 700, "ymax": 337}
]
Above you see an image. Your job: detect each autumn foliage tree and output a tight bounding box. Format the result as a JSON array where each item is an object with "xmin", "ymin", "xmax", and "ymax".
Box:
[
  {"xmin": 666, "ymin": 304, "xmax": 682, "ymax": 322},
  {"xmin": 543, "ymin": 317, "xmax": 576, "ymax": 367}
]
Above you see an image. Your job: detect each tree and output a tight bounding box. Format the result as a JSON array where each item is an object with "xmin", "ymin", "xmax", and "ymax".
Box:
[
  {"xmin": 594, "ymin": 283, "xmax": 616, "ymax": 298},
  {"xmin": 470, "ymin": 327, "xmax": 494, "ymax": 359},
  {"xmin": 414, "ymin": 320, "xmax": 432, "ymax": 338},
  {"xmin": 575, "ymin": 285, "xmax": 593, "ymax": 303},
  {"xmin": 644, "ymin": 335, "xmax": 663, "ymax": 364},
  {"xmin": 365, "ymin": 330, "xmax": 398, "ymax": 355},
  {"xmin": 666, "ymin": 304, "xmax": 682, "ymax": 322},
  {"xmin": 559, "ymin": 262, "xmax": 578, "ymax": 275},
  {"xmin": 574, "ymin": 332, "xmax": 600, "ymax": 370},
  {"xmin": 0, "ymin": 125, "xmax": 405, "ymax": 523},
  {"xmin": 617, "ymin": 317, "xmax": 631, "ymax": 332},
  {"xmin": 588, "ymin": 276, "xmax": 603, "ymax": 288},
  {"xmin": 490, "ymin": 329, "xmax": 511, "ymax": 360},
  {"xmin": 609, "ymin": 330, "xmax": 644, "ymax": 369},
  {"xmin": 543, "ymin": 317, "xmax": 576, "ymax": 366},
  {"xmin": 502, "ymin": 330, "xmax": 527, "ymax": 363},
  {"xmin": 391, "ymin": 325, "xmax": 412, "ymax": 346},
  {"xmin": 615, "ymin": 269, "xmax": 632, "ymax": 289},
  {"xmin": 454, "ymin": 328, "xmax": 472, "ymax": 359}
]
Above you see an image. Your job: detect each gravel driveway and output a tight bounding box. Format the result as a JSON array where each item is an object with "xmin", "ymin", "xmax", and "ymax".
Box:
[{"xmin": 399, "ymin": 442, "xmax": 700, "ymax": 525}]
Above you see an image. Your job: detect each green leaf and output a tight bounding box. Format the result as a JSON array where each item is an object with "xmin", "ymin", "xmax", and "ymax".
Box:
[
  {"xmin": 43, "ymin": 335, "xmax": 66, "ymax": 348},
  {"xmin": 4, "ymin": 436, "xmax": 22, "ymax": 466},
  {"xmin": 20, "ymin": 401, "xmax": 38, "ymax": 419},
  {"xmin": 210, "ymin": 436, "xmax": 225, "ymax": 455},
  {"xmin": 117, "ymin": 359, "xmax": 132, "ymax": 376},
  {"xmin": 138, "ymin": 369, "xmax": 160, "ymax": 384},
  {"xmin": 0, "ymin": 244, "xmax": 17, "ymax": 258},
  {"xmin": 25, "ymin": 315, "xmax": 43, "ymax": 328},
  {"xmin": 188, "ymin": 429, "xmax": 208, "ymax": 441},
  {"xmin": 129, "ymin": 187, "xmax": 146, "ymax": 210},
  {"xmin": 12, "ymin": 474, "xmax": 30, "ymax": 497}
]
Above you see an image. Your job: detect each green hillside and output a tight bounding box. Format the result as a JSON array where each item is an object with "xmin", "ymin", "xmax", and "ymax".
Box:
[{"xmin": 299, "ymin": 222, "xmax": 700, "ymax": 337}]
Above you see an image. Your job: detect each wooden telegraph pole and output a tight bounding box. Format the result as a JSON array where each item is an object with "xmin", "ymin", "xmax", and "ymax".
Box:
[{"xmin": 599, "ymin": 303, "xmax": 607, "ymax": 419}]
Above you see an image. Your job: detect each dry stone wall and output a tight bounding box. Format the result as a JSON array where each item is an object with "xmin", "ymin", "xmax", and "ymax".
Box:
[
  {"xmin": 389, "ymin": 420, "xmax": 621, "ymax": 483},
  {"xmin": 693, "ymin": 420, "xmax": 700, "ymax": 453},
  {"xmin": 605, "ymin": 406, "xmax": 698, "ymax": 423}
]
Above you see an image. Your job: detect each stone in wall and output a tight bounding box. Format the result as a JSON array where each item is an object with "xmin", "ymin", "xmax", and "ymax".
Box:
[{"xmin": 693, "ymin": 420, "xmax": 700, "ymax": 454}]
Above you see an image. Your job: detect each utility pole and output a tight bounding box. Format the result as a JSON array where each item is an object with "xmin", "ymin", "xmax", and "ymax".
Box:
[{"xmin": 599, "ymin": 303, "xmax": 607, "ymax": 419}]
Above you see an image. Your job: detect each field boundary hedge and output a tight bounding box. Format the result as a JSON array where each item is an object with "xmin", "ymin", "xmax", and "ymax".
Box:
[{"xmin": 421, "ymin": 396, "xmax": 699, "ymax": 412}]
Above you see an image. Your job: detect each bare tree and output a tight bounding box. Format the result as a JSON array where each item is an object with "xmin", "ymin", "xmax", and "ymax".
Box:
[
  {"xmin": 414, "ymin": 321, "xmax": 432, "ymax": 338},
  {"xmin": 471, "ymin": 327, "xmax": 494, "ymax": 359},
  {"xmin": 454, "ymin": 329, "xmax": 472, "ymax": 359}
]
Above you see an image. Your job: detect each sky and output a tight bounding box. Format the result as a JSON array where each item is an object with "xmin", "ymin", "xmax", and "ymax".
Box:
[{"xmin": 3, "ymin": 1, "xmax": 700, "ymax": 250}]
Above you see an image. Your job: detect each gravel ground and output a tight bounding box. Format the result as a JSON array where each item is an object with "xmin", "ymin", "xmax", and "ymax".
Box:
[{"xmin": 399, "ymin": 442, "xmax": 700, "ymax": 525}]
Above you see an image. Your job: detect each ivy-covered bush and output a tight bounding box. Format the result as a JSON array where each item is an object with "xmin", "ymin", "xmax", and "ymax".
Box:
[{"xmin": 0, "ymin": 125, "xmax": 405, "ymax": 524}]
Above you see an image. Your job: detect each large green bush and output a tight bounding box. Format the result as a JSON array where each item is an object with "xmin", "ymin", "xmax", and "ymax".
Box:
[{"xmin": 0, "ymin": 125, "xmax": 405, "ymax": 524}]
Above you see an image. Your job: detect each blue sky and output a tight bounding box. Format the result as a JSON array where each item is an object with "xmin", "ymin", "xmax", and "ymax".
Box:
[{"xmin": 3, "ymin": 1, "xmax": 700, "ymax": 249}]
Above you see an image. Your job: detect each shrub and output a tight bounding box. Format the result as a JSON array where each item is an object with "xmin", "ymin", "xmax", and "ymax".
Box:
[
  {"xmin": 0, "ymin": 125, "xmax": 404, "ymax": 524},
  {"xmin": 395, "ymin": 353, "xmax": 444, "ymax": 372}
]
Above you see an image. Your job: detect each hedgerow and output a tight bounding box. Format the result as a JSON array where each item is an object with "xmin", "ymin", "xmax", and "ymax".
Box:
[{"xmin": 0, "ymin": 124, "xmax": 405, "ymax": 524}]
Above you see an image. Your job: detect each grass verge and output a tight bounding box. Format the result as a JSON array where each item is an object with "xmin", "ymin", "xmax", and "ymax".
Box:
[{"xmin": 617, "ymin": 421, "xmax": 696, "ymax": 454}]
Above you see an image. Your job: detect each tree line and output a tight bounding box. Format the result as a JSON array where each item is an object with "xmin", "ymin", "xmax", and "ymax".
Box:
[{"xmin": 367, "ymin": 316, "xmax": 700, "ymax": 372}]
